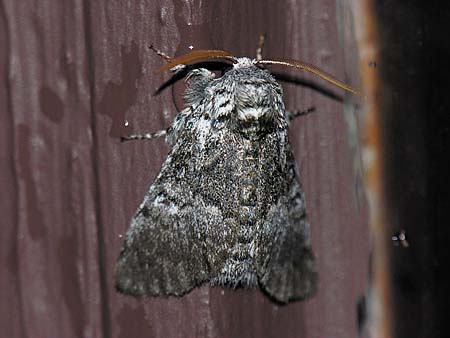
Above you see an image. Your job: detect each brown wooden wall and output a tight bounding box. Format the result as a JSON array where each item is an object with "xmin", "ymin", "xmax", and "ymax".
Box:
[{"xmin": 1, "ymin": 1, "xmax": 371, "ymax": 337}]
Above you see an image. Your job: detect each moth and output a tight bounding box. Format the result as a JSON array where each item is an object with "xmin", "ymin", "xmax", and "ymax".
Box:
[{"xmin": 115, "ymin": 41, "xmax": 361, "ymax": 303}]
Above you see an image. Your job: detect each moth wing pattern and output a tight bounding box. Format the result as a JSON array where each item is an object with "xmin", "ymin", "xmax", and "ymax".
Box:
[
  {"xmin": 115, "ymin": 191, "xmax": 209, "ymax": 296},
  {"xmin": 255, "ymin": 152, "xmax": 317, "ymax": 302},
  {"xmin": 115, "ymin": 70, "xmax": 217, "ymax": 297},
  {"xmin": 115, "ymin": 119, "xmax": 211, "ymax": 296}
]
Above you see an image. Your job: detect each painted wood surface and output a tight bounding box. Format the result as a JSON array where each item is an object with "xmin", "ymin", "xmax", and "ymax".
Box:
[{"xmin": 1, "ymin": 1, "xmax": 371, "ymax": 337}]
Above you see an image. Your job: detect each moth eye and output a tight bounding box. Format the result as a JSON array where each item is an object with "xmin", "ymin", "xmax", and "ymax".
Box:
[
  {"xmin": 203, "ymin": 112, "xmax": 210, "ymax": 120},
  {"xmin": 216, "ymin": 114, "xmax": 227, "ymax": 122},
  {"xmin": 212, "ymin": 114, "xmax": 228, "ymax": 130}
]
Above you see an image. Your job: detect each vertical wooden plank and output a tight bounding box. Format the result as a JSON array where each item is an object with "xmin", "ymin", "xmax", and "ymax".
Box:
[
  {"xmin": 287, "ymin": 3, "xmax": 368, "ymax": 338},
  {"xmin": 349, "ymin": 1, "xmax": 394, "ymax": 337},
  {"xmin": 0, "ymin": 3, "xmax": 24, "ymax": 337},
  {"xmin": 1, "ymin": 1, "xmax": 104, "ymax": 337}
]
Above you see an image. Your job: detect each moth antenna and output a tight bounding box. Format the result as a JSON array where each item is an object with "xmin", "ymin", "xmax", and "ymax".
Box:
[
  {"xmin": 256, "ymin": 34, "xmax": 266, "ymax": 60},
  {"xmin": 157, "ymin": 50, "xmax": 237, "ymax": 73},
  {"xmin": 256, "ymin": 59, "xmax": 363, "ymax": 96}
]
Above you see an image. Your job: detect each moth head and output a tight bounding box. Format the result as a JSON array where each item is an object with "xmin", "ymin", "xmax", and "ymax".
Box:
[
  {"xmin": 230, "ymin": 66, "xmax": 285, "ymax": 133},
  {"xmin": 156, "ymin": 50, "xmax": 363, "ymax": 139}
]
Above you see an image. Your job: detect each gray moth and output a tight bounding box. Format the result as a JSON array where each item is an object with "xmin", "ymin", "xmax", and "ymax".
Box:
[{"xmin": 115, "ymin": 46, "xmax": 361, "ymax": 303}]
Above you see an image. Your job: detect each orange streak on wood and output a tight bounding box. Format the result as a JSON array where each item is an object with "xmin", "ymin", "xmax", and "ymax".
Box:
[{"xmin": 353, "ymin": 0, "xmax": 394, "ymax": 337}]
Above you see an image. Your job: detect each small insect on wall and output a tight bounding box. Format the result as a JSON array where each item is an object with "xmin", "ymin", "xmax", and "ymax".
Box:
[{"xmin": 115, "ymin": 45, "xmax": 362, "ymax": 303}]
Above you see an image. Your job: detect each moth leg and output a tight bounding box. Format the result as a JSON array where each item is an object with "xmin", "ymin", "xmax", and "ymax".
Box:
[
  {"xmin": 256, "ymin": 33, "xmax": 266, "ymax": 61},
  {"xmin": 121, "ymin": 130, "xmax": 166, "ymax": 142},
  {"xmin": 148, "ymin": 44, "xmax": 173, "ymax": 62},
  {"xmin": 287, "ymin": 107, "xmax": 315, "ymax": 121}
]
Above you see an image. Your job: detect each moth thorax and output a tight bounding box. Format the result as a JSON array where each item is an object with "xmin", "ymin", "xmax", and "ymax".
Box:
[{"xmin": 234, "ymin": 81, "xmax": 278, "ymax": 129}]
